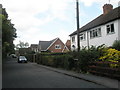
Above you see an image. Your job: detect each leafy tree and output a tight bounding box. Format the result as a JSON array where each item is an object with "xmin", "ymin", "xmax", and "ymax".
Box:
[
  {"xmin": 1, "ymin": 7, "xmax": 17, "ymax": 58},
  {"xmin": 15, "ymin": 41, "xmax": 29, "ymax": 50}
]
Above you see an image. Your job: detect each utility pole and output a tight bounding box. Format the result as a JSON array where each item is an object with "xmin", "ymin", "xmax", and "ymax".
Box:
[{"xmin": 76, "ymin": 0, "xmax": 80, "ymax": 52}]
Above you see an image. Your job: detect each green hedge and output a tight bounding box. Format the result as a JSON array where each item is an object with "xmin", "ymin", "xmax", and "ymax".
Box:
[
  {"xmin": 34, "ymin": 44, "xmax": 119, "ymax": 74},
  {"xmin": 36, "ymin": 53, "xmax": 74, "ymax": 70}
]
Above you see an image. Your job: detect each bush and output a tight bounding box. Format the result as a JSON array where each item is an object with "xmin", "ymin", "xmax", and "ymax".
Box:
[
  {"xmin": 25, "ymin": 54, "xmax": 34, "ymax": 62},
  {"xmin": 99, "ymin": 48, "xmax": 120, "ymax": 68},
  {"xmin": 112, "ymin": 40, "xmax": 120, "ymax": 51},
  {"xmin": 36, "ymin": 53, "xmax": 74, "ymax": 70},
  {"xmin": 72, "ymin": 45, "xmax": 106, "ymax": 73},
  {"xmin": 35, "ymin": 45, "xmax": 110, "ymax": 73}
]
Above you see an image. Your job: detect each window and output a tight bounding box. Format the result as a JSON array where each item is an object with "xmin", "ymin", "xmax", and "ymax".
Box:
[
  {"xmin": 80, "ymin": 33, "xmax": 86, "ymax": 41},
  {"xmin": 98, "ymin": 28, "xmax": 101, "ymax": 36},
  {"xmin": 72, "ymin": 36, "xmax": 75, "ymax": 43},
  {"xmin": 106, "ymin": 23, "xmax": 115, "ymax": 34},
  {"xmin": 90, "ymin": 28, "xmax": 101, "ymax": 39},
  {"xmin": 55, "ymin": 45, "xmax": 61, "ymax": 49}
]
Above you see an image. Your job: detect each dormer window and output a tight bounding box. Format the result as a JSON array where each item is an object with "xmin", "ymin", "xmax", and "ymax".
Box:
[{"xmin": 106, "ymin": 23, "xmax": 115, "ymax": 34}]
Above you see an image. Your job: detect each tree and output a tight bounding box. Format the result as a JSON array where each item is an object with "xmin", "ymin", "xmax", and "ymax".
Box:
[
  {"xmin": 15, "ymin": 41, "xmax": 29, "ymax": 50},
  {"xmin": 1, "ymin": 6, "xmax": 17, "ymax": 58}
]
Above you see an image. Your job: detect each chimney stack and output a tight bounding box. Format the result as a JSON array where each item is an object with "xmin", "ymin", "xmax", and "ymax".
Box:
[
  {"xmin": 0, "ymin": 4, "xmax": 2, "ymax": 8},
  {"xmin": 118, "ymin": 1, "xmax": 120, "ymax": 7},
  {"xmin": 103, "ymin": 4, "xmax": 113, "ymax": 15}
]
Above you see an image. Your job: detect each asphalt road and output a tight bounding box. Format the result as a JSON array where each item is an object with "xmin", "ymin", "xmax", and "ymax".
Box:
[{"xmin": 2, "ymin": 57, "xmax": 106, "ymax": 88}]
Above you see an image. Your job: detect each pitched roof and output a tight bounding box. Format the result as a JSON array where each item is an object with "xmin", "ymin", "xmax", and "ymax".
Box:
[
  {"xmin": 39, "ymin": 38, "xmax": 58, "ymax": 51},
  {"xmin": 65, "ymin": 40, "xmax": 71, "ymax": 50},
  {"xmin": 69, "ymin": 6, "xmax": 120, "ymax": 36},
  {"xmin": 30, "ymin": 44, "xmax": 38, "ymax": 48}
]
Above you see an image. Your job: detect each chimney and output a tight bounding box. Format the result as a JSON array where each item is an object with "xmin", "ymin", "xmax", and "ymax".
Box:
[
  {"xmin": 103, "ymin": 4, "xmax": 113, "ymax": 15},
  {"xmin": 0, "ymin": 4, "xmax": 2, "ymax": 8},
  {"xmin": 118, "ymin": 1, "xmax": 120, "ymax": 7}
]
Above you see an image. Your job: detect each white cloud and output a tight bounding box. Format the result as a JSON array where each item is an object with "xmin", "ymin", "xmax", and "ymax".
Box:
[
  {"xmin": 0, "ymin": 0, "xmax": 73, "ymax": 45},
  {"xmin": 58, "ymin": 29, "xmax": 71, "ymax": 43},
  {"xmin": 1, "ymin": 0, "xmax": 119, "ymax": 46}
]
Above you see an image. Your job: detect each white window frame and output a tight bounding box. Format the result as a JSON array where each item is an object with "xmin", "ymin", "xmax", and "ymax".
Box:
[
  {"xmin": 90, "ymin": 27, "xmax": 101, "ymax": 39},
  {"xmin": 72, "ymin": 36, "xmax": 75, "ymax": 43},
  {"xmin": 55, "ymin": 45, "xmax": 61, "ymax": 49},
  {"xmin": 79, "ymin": 33, "xmax": 86, "ymax": 41},
  {"xmin": 106, "ymin": 23, "xmax": 115, "ymax": 35}
]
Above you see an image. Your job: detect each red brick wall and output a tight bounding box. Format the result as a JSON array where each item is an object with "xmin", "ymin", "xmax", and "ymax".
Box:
[
  {"xmin": 103, "ymin": 4, "xmax": 113, "ymax": 14},
  {"xmin": 65, "ymin": 40, "xmax": 71, "ymax": 50},
  {"xmin": 48, "ymin": 38, "xmax": 65, "ymax": 53}
]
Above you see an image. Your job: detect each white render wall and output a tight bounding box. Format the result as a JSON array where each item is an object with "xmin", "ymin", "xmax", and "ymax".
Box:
[
  {"xmin": 71, "ymin": 19, "xmax": 120, "ymax": 50},
  {"xmin": 118, "ymin": 19, "xmax": 120, "ymax": 40},
  {"xmin": 88, "ymin": 20, "xmax": 119, "ymax": 47},
  {"xmin": 70, "ymin": 35, "xmax": 78, "ymax": 50}
]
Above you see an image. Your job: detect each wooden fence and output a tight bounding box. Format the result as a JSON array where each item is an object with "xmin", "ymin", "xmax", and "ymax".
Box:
[{"xmin": 88, "ymin": 61, "xmax": 120, "ymax": 80}]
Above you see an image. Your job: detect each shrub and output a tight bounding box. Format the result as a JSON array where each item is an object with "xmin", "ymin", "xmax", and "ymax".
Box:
[
  {"xmin": 112, "ymin": 40, "xmax": 120, "ymax": 51},
  {"xmin": 99, "ymin": 48, "xmax": 120, "ymax": 68},
  {"xmin": 53, "ymin": 54, "xmax": 74, "ymax": 70},
  {"xmin": 53, "ymin": 55, "xmax": 64, "ymax": 68},
  {"xmin": 36, "ymin": 53, "xmax": 74, "ymax": 69},
  {"xmin": 74, "ymin": 45, "xmax": 106, "ymax": 73}
]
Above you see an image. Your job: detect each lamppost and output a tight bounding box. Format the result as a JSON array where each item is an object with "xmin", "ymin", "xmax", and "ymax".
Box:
[{"xmin": 76, "ymin": 0, "xmax": 80, "ymax": 52}]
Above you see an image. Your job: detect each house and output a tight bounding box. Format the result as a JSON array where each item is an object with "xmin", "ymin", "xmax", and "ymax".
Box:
[
  {"xmin": 38, "ymin": 38, "xmax": 69, "ymax": 53},
  {"xmin": 69, "ymin": 3, "xmax": 120, "ymax": 51},
  {"xmin": 30, "ymin": 44, "xmax": 39, "ymax": 53},
  {"xmin": 62, "ymin": 40, "xmax": 71, "ymax": 52},
  {"xmin": 65, "ymin": 40, "xmax": 71, "ymax": 51}
]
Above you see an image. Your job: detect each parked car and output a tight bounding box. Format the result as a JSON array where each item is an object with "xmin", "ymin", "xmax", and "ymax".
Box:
[
  {"xmin": 18, "ymin": 56, "xmax": 27, "ymax": 63},
  {"xmin": 10, "ymin": 54, "xmax": 17, "ymax": 58}
]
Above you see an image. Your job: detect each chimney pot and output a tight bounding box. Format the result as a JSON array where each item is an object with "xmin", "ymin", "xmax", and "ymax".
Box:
[{"xmin": 103, "ymin": 4, "xmax": 113, "ymax": 15}]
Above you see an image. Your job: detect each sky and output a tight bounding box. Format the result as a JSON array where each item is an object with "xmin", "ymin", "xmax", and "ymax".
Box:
[{"xmin": 0, "ymin": 0, "xmax": 120, "ymax": 46}]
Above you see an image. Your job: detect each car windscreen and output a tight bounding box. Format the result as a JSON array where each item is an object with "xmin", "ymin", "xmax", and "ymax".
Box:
[{"xmin": 20, "ymin": 56, "xmax": 26, "ymax": 59}]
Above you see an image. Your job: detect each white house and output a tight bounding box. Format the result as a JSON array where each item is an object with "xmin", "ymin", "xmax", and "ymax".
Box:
[
  {"xmin": 69, "ymin": 4, "xmax": 120, "ymax": 51},
  {"xmin": 30, "ymin": 44, "xmax": 39, "ymax": 53}
]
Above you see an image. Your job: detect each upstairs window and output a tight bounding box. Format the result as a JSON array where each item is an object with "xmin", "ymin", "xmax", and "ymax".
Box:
[
  {"xmin": 55, "ymin": 45, "xmax": 61, "ymax": 49},
  {"xmin": 72, "ymin": 36, "xmax": 75, "ymax": 43},
  {"xmin": 106, "ymin": 23, "xmax": 115, "ymax": 34},
  {"xmin": 90, "ymin": 28, "xmax": 101, "ymax": 39},
  {"xmin": 80, "ymin": 33, "xmax": 86, "ymax": 41}
]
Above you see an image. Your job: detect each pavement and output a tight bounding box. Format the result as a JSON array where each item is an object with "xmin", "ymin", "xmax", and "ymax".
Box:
[{"xmin": 35, "ymin": 63, "xmax": 120, "ymax": 89}]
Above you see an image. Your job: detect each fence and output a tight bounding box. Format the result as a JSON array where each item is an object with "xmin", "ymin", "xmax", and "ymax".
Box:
[{"xmin": 88, "ymin": 61, "xmax": 120, "ymax": 80}]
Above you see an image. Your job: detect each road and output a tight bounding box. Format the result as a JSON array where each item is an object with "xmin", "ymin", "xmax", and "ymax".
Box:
[{"xmin": 2, "ymin": 57, "xmax": 106, "ymax": 88}]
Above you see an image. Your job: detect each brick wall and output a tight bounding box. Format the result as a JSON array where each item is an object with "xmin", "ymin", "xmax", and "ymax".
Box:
[{"xmin": 48, "ymin": 38, "xmax": 65, "ymax": 53}]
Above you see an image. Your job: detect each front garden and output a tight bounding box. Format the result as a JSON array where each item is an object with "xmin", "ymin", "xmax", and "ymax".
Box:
[{"xmin": 26, "ymin": 40, "xmax": 120, "ymax": 80}]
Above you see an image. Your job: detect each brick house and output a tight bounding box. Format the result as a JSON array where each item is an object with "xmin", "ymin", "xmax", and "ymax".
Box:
[
  {"xmin": 65, "ymin": 40, "xmax": 71, "ymax": 51},
  {"xmin": 38, "ymin": 38, "xmax": 69, "ymax": 53},
  {"xmin": 62, "ymin": 40, "xmax": 71, "ymax": 52}
]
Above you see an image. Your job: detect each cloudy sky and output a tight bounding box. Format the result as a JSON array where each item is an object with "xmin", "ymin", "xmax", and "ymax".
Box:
[{"xmin": 0, "ymin": 0, "xmax": 119, "ymax": 46}]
